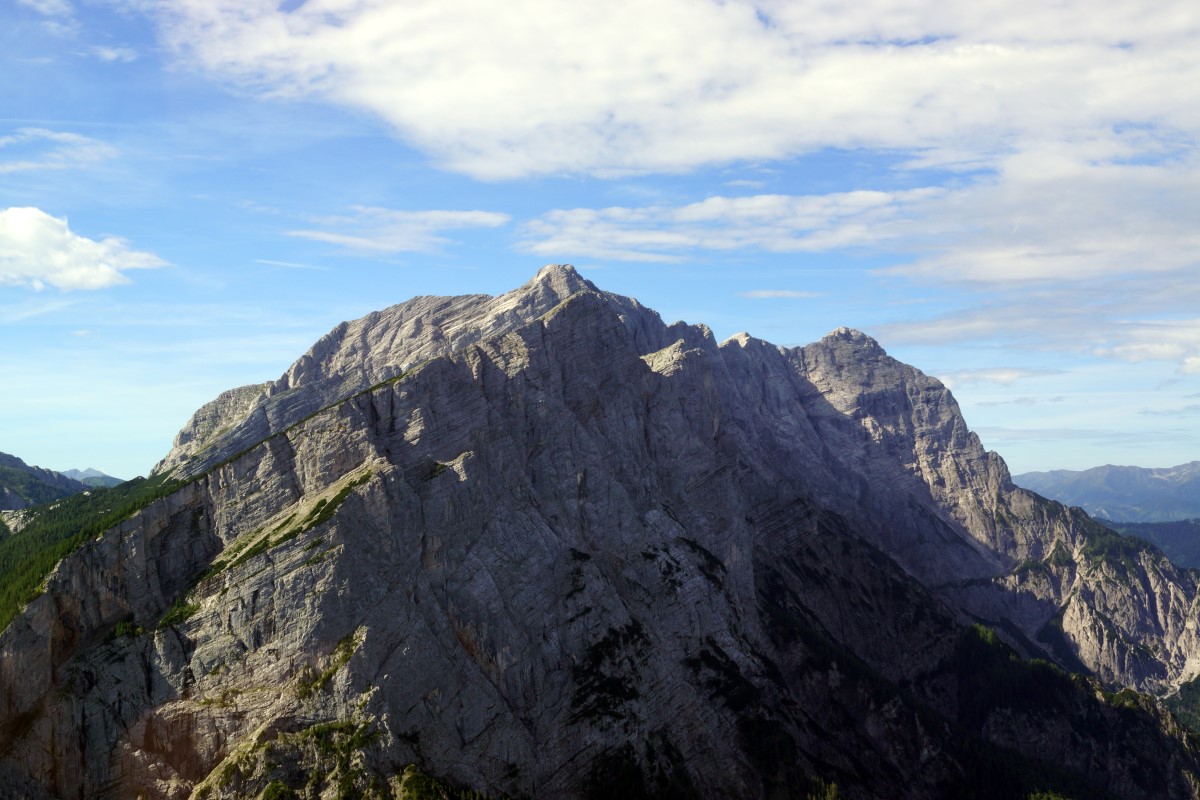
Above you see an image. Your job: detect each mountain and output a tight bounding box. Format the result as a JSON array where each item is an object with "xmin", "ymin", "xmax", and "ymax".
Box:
[
  {"xmin": 1014, "ymin": 462, "xmax": 1200, "ymax": 522},
  {"xmin": 1100, "ymin": 518, "xmax": 1200, "ymax": 569},
  {"xmin": 0, "ymin": 452, "xmax": 88, "ymax": 511},
  {"xmin": 3, "ymin": 265, "xmax": 1200, "ymax": 800},
  {"xmin": 59, "ymin": 468, "xmax": 125, "ymax": 489}
]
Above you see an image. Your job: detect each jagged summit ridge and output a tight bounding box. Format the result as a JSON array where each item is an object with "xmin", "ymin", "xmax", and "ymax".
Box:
[{"xmin": 156, "ymin": 264, "xmax": 599, "ymax": 477}]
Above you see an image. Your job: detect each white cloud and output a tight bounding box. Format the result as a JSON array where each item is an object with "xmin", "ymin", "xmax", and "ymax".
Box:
[
  {"xmin": 0, "ymin": 207, "xmax": 166, "ymax": 291},
  {"xmin": 1138, "ymin": 404, "xmax": 1200, "ymax": 417},
  {"xmin": 17, "ymin": 0, "xmax": 73, "ymax": 16},
  {"xmin": 522, "ymin": 148, "xmax": 1200, "ymax": 282},
  {"xmin": 1094, "ymin": 319, "xmax": 1200, "ymax": 373},
  {"xmin": 137, "ymin": 0, "xmax": 1200, "ymax": 379},
  {"xmin": 975, "ymin": 396, "xmax": 1066, "ymax": 407},
  {"xmin": 0, "ymin": 128, "xmax": 116, "ymax": 173},
  {"xmin": 253, "ymin": 258, "xmax": 329, "ymax": 271},
  {"xmin": 91, "ymin": 45, "xmax": 138, "ymax": 62},
  {"xmin": 152, "ymin": 0, "xmax": 1200, "ymax": 179},
  {"xmin": 287, "ymin": 206, "xmax": 510, "ymax": 254},
  {"xmin": 519, "ymin": 190, "xmax": 935, "ymax": 261},
  {"xmin": 18, "ymin": 0, "xmax": 79, "ymax": 36},
  {"xmin": 879, "ymin": 152, "xmax": 1200, "ymax": 285},
  {"xmin": 938, "ymin": 368, "xmax": 1063, "ymax": 389}
]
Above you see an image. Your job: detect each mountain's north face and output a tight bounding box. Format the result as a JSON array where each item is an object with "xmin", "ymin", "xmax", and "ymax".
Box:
[{"xmin": 3, "ymin": 265, "xmax": 1200, "ymax": 799}]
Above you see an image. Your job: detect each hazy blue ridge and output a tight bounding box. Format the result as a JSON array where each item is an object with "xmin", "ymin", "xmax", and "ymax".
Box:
[{"xmin": 1014, "ymin": 462, "xmax": 1200, "ymax": 522}]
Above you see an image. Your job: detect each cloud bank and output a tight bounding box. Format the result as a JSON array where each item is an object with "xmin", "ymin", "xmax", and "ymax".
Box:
[{"xmin": 156, "ymin": 0, "xmax": 1199, "ymax": 179}]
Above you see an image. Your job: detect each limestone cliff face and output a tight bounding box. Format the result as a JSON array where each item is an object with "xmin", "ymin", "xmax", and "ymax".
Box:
[{"xmin": 2, "ymin": 266, "xmax": 1199, "ymax": 799}]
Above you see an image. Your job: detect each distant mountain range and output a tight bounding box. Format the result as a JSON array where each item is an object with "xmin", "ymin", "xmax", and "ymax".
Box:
[
  {"xmin": 0, "ymin": 453, "xmax": 87, "ymax": 511},
  {"xmin": 1013, "ymin": 461, "xmax": 1200, "ymax": 522},
  {"xmin": 0, "ymin": 454, "xmax": 123, "ymax": 511},
  {"xmin": 58, "ymin": 468, "xmax": 124, "ymax": 489}
]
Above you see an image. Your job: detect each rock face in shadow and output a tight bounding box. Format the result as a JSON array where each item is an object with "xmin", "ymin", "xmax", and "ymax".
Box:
[{"xmin": 2, "ymin": 265, "xmax": 1200, "ymax": 799}]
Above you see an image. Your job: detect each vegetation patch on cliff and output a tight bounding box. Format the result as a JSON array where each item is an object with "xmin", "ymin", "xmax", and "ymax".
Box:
[
  {"xmin": 298, "ymin": 629, "xmax": 363, "ymax": 699},
  {"xmin": 1166, "ymin": 674, "xmax": 1200, "ymax": 735},
  {"xmin": 0, "ymin": 471, "xmax": 183, "ymax": 631},
  {"xmin": 209, "ymin": 472, "xmax": 371, "ymax": 578},
  {"xmin": 159, "ymin": 598, "xmax": 200, "ymax": 629}
]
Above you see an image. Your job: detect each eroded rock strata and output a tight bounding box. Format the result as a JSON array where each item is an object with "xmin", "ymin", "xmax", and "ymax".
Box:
[{"xmin": 2, "ymin": 265, "xmax": 1199, "ymax": 799}]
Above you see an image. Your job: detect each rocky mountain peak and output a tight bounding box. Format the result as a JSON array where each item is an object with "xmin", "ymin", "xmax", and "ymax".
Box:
[
  {"xmin": 7, "ymin": 267, "xmax": 1200, "ymax": 800},
  {"xmin": 526, "ymin": 261, "xmax": 594, "ymax": 295},
  {"xmin": 815, "ymin": 325, "xmax": 886, "ymax": 356},
  {"xmin": 157, "ymin": 264, "xmax": 600, "ymax": 478}
]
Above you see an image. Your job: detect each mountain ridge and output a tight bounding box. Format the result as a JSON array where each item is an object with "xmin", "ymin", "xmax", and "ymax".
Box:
[
  {"xmin": 0, "ymin": 452, "xmax": 88, "ymax": 511},
  {"xmin": 2, "ymin": 265, "xmax": 1199, "ymax": 799},
  {"xmin": 1014, "ymin": 462, "xmax": 1200, "ymax": 522}
]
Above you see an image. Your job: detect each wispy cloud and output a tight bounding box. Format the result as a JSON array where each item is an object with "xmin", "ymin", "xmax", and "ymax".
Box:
[
  {"xmin": 1138, "ymin": 404, "xmax": 1200, "ymax": 417},
  {"xmin": 17, "ymin": 0, "xmax": 79, "ymax": 36},
  {"xmin": 254, "ymin": 258, "xmax": 329, "ymax": 271},
  {"xmin": 0, "ymin": 297, "xmax": 77, "ymax": 323},
  {"xmin": 975, "ymin": 396, "xmax": 1067, "ymax": 407},
  {"xmin": 0, "ymin": 207, "xmax": 166, "ymax": 291},
  {"xmin": 937, "ymin": 368, "xmax": 1064, "ymax": 389},
  {"xmin": 1094, "ymin": 320, "xmax": 1200, "ymax": 374},
  {"xmin": 17, "ymin": 0, "xmax": 73, "ymax": 15},
  {"xmin": 519, "ymin": 190, "xmax": 935, "ymax": 261},
  {"xmin": 288, "ymin": 206, "xmax": 510, "ymax": 254},
  {"xmin": 90, "ymin": 45, "xmax": 137, "ymax": 63},
  {"xmin": 740, "ymin": 289, "xmax": 822, "ymax": 299},
  {"xmin": 0, "ymin": 128, "xmax": 116, "ymax": 173},
  {"xmin": 878, "ymin": 154, "xmax": 1200, "ymax": 285},
  {"xmin": 976, "ymin": 426, "xmax": 1187, "ymax": 446}
]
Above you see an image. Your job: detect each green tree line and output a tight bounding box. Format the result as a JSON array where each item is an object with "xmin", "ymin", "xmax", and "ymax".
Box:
[{"xmin": 0, "ymin": 472, "xmax": 183, "ymax": 631}]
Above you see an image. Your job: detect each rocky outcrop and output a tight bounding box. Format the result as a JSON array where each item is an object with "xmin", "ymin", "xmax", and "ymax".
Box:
[{"xmin": 2, "ymin": 265, "xmax": 1200, "ymax": 799}]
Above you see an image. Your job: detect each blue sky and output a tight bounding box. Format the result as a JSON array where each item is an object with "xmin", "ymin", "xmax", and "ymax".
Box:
[{"xmin": 2, "ymin": 0, "xmax": 1199, "ymax": 479}]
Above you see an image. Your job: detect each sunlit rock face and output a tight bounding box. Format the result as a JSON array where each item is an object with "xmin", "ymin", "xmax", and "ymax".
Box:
[{"xmin": 3, "ymin": 265, "xmax": 1200, "ymax": 800}]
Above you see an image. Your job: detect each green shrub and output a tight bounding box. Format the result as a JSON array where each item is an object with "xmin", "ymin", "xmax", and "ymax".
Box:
[
  {"xmin": 260, "ymin": 779, "xmax": 295, "ymax": 800},
  {"xmin": 159, "ymin": 599, "xmax": 200, "ymax": 629}
]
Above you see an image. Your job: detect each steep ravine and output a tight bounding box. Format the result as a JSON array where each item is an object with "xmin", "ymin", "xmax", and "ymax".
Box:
[{"xmin": 2, "ymin": 266, "xmax": 1199, "ymax": 799}]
